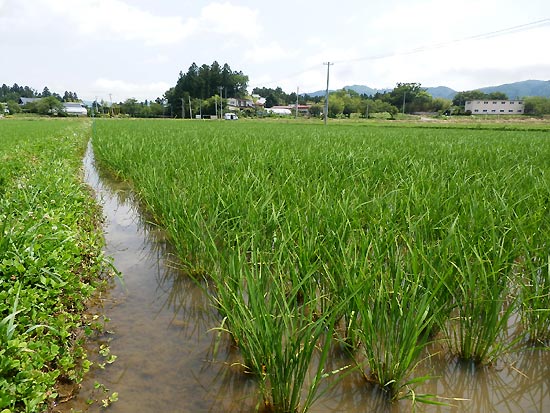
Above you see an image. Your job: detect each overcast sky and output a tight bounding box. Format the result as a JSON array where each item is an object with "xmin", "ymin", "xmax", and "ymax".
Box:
[{"xmin": 1, "ymin": 0, "xmax": 549, "ymax": 102}]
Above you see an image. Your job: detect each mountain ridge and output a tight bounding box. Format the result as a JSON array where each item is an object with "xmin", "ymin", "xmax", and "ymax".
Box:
[{"xmin": 305, "ymin": 80, "xmax": 550, "ymax": 100}]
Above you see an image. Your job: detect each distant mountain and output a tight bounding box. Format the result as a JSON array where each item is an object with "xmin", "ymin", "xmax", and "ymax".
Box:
[
  {"xmin": 425, "ymin": 86, "xmax": 457, "ymax": 100},
  {"xmin": 343, "ymin": 85, "xmax": 392, "ymax": 96},
  {"xmin": 304, "ymin": 80, "xmax": 550, "ymax": 100},
  {"xmin": 305, "ymin": 89, "xmax": 332, "ymax": 98},
  {"xmin": 477, "ymin": 80, "xmax": 550, "ymax": 99},
  {"xmin": 304, "ymin": 85, "xmax": 391, "ymax": 97}
]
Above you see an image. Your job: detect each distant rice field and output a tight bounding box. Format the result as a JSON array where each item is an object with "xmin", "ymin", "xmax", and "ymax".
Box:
[{"xmin": 91, "ymin": 118, "xmax": 550, "ymax": 411}]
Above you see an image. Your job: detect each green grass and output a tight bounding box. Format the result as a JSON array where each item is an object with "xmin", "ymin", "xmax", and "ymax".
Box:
[
  {"xmin": 91, "ymin": 118, "xmax": 550, "ymax": 409},
  {"xmin": 0, "ymin": 119, "xmax": 107, "ymax": 412}
]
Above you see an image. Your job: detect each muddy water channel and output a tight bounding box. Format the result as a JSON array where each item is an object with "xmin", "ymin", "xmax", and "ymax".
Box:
[{"xmin": 61, "ymin": 144, "xmax": 550, "ymax": 413}]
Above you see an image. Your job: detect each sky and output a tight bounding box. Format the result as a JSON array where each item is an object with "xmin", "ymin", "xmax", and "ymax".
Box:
[{"xmin": 1, "ymin": 0, "xmax": 549, "ymax": 102}]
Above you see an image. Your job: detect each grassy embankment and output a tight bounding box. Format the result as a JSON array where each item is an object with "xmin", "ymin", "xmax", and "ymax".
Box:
[
  {"xmin": 0, "ymin": 119, "xmax": 107, "ymax": 412},
  {"xmin": 91, "ymin": 119, "xmax": 550, "ymax": 411}
]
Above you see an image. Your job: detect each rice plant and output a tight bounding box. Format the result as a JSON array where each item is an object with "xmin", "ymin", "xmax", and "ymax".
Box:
[
  {"xmin": 344, "ymin": 230, "xmax": 446, "ymax": 401},
  {"xmin": 209, "ymin": 238, "xmax": 346, "ymax": 413},
  {"xmin": 90, "ymin": 119, "xmax": 550, "ymax": 408}
]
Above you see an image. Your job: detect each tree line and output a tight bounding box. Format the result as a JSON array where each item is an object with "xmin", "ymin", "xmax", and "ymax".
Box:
[
  {"xmin": 4, "ymin": 67, "xmax": 550, "ymax": 117},
  {"xmin": 163, "ymin": 61, "xmax": 249, "ymax": 118},
  {"xmin": 1, "ymin": 83, "xmax": 80, "ymax": 115}
]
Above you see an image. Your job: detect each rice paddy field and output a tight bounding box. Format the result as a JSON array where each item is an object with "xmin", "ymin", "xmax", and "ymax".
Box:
[
  {"xmin": 89, "ymin": 118, "xmax": 550, "ymax": 412},
  {"xmin": 2, "ymin": 117, "xmax": 550, "ymax": 412}
]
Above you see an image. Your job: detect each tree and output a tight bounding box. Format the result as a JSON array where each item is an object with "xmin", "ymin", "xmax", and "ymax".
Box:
[
  {"xmin": 36, "ymin": 96, "xmax": 64, "ymax": 115},
  {"xmin": 326, "ymin": 95, "xmax": 344, "ymax": 118},
  {"xmin": 6, "ymin": 100, "xmax": 21, "ymax": 114},
  {"xmin": 63, "ymin": 91, "xmax": 79, "ymax": 102},
  {"xmin": 432, "ymin": 97, "xmax": 452, "ymax": 114},
  {"xmin": 252, "ymin": 87, "xmax": 288, "ymax": 106},
  {"xmin": 524, "ymin": 96, "xmax": 550, "ymax": 116},
  {"xmin": 120, "ymin": 98, "xmax": 139, "ymax": 116},
  {"xmin": 308, "ymin": 104, "xmax": 322, "ymax": 117},
  {"xmin": 149, "ymin": 102, "xmax": 165, "ymax": 117},
  {"xmin": 486, "ymin": 92, "xmax": 508, "ymax": 100},
  {"xmin": 165, "ymin": 62, "xmax": 249, "ymax": 118},
  {"xmin": 387, "ymin": 83, "xmax": 425, "ymax": 113},
  {"xmin": 364, "ymin": 99, "xmax": 399, "ymax": 118},
  {"xmin": 41, "ymin": 86, "xmax": 51, "ymax": 97},
  {"xmin": 451, "ymin": 90, "xmax": 509, "ymax": 107},
  {"xmin": 265, "ymin": 93, "xmax": 278, "ymax": 108}
]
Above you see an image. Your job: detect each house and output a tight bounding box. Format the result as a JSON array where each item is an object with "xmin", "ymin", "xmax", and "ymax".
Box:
[
  {"xmin": 63, "ymin": 102, "xmax": 88, "ymax": 116},
  {"xmin": 465, "ymin": 100, "xmax": 524, "ymax": 115},
  {"xmin": 19, "ymin": 97, "xmax": 41, "ymax": 105},
  {"xmin": 294, "ymin": 105, "xmax": 311, "ymax": 115},
  {"xmin": 226, "ymin": 97, "xmax": 255, "ymax": 111},
  {"xmin": 252, "ymin": 95, "xmax": 266, "ymax": 107}
]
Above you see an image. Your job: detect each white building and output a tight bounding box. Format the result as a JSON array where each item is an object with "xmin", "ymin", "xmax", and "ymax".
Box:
[
  {"xmin": 224, "ymin": 112, "xmax": 238, "ymax": 120},
  {"xmin": 266, "ymin": 107, "xmax": 292, "ymax": 116},
  {"xmin": 63, "ymin": 102, "xmax": 88, "ymax": 116},
  {"xmin": 465, "ymin": 100, "xmax": 524, "ymax": 115}
]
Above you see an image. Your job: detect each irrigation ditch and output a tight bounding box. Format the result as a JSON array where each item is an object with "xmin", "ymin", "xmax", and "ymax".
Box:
[{"xmin": 57, "ymin": 142, "xmax": 550, "ymax": 412}]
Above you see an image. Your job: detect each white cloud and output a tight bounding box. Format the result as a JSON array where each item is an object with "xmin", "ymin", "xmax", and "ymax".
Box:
[
  {"xmin": 244, "ymin": 41, "xmax": 298, "ymax": 64},
  {"xmin": 198, "ymin": 2, "xmax": 262, "ymax": 36},
  {"xmin": 91, "ymin": 78, "xmax": 171, "ymax": 101},
  {"xmin": 39, "ymin": 0, "xmax": 197, "ymax": 45}
]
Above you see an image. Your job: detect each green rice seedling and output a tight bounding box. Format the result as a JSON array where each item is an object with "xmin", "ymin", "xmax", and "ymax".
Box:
[
  {"xmin": 90, "ymin": 119, "xmax": 550, "ymax": 407},
  {"xmin": 207, "ymin": 229, "xmax": 350, "ymax": 413},
  {"xmin": 518, "ymin": 253, "xmax": 550, "ymax": 344},
  {"xmin": 443, "ymin": 226, "xmax": 521, "ymax": 365},
  {"xmin": 345, "ymin": 230, "xmax": 445, "ymax": 401}
]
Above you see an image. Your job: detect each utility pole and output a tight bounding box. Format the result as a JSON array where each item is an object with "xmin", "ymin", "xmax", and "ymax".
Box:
[
  {"xmin": 218, "ymin": 86, "xmax": 224, "ymax": 119},
  {"xmin": 295, "ymin": 86, "xmax": 299, "ymax": 119},
  {"xmin": 188, "ymin": 95, "xmax": 192, "ymax": 119},
  {"xmin": 180, "ymin": 98, "xmax": 185, "ymax": 119},
  {"xmin": 402, "ymin": 92, "xmax": 406, "ymax": 115},
  {"xmin": 323, "ymin": 62, "xmax": 333, "ymax": 126}
]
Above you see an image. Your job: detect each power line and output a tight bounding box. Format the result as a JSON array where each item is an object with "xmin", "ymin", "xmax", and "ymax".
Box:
[
  {"xmin": 333, "ymin": 18, "xmax": 550, "ymax": 65},
  {"xmin": 254, "ymin": 18, "xmax": 550, "ymax": 89}
]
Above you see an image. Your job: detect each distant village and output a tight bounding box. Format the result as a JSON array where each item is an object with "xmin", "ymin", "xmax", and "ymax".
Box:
[{"xmin": 2, "ymin": 75, "xmax": 550, "ymax": 118}]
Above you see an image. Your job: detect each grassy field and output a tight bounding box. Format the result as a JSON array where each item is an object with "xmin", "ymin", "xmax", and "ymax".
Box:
[
  {"xmin": 0, "ymin": 119, "xmax": 107, "ymax": 412},
  {"xmin": 90, "ymin": 118, "xmax": 550, "ymax": 410}
]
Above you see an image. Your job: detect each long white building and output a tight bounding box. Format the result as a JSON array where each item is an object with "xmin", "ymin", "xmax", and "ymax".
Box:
[{"xmin": 465, "ymin": 100, "xmax": 524, "ymax": 115}]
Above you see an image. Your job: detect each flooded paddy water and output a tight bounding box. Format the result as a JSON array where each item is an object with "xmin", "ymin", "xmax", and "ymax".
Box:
[{"xmin": 58, "ymin": 143, "xmax": 550, "ymax": 412}]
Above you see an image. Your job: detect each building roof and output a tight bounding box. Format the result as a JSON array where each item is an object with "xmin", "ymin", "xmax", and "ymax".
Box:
[
  {"xmin": 19, "ymin": 97, "xmax": 41, "ymax": 105},
  {"xmin": 63, "ymin": 102, "xmax": 87, "ymax": 115}
]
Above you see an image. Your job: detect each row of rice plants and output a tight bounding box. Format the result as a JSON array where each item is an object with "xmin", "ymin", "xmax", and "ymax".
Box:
[
  {"xmin": 0, "ymin": 119, "xmax": 109, "ymax": 411},
  {"xmin": 92, "ymin": 119, "xmax": 550, "ymax": 410}
]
